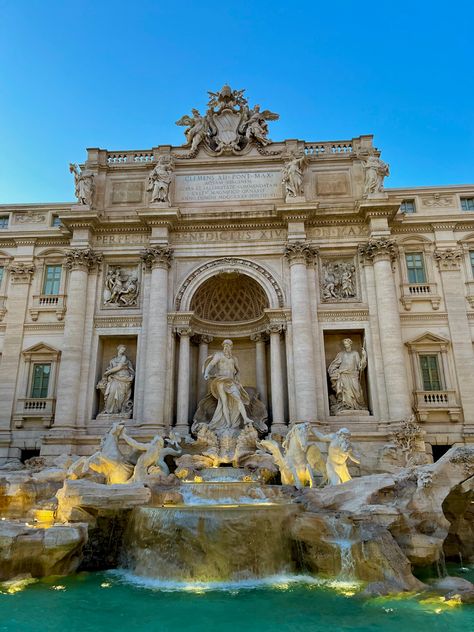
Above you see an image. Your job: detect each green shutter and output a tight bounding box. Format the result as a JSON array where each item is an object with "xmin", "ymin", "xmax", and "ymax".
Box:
[
  {"xmin": 43, "ymin": 265, "xmax": 62, "ymax": 295},
  {"xmin": 406, "ymin": 253, "xmax": 426, "ymax": 284},
  {"xmin": 420, "ymin": 355, "xmax": 441, "ymax": 391},
  {"xmin": 30, "ymin": 364, "xmax": 51, "ymax": 398}
]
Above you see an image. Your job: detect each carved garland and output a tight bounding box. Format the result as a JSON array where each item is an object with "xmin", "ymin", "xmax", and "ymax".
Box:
[{"xmin": 175, "ymin": 258, "xmax": 284, "ymax": 310}]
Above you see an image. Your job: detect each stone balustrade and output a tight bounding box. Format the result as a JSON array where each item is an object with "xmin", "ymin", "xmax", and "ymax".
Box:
[
  {"xmin": 304, "ymin": 141, "xmax": 353, "ymax": 156},
  {"xmin": 414, "ymin": 389, "xmax": 461, "ymax": 422},
  {"xmin": 13, "ymin": 397, "xmax": 56, "ymax": 427},
  {"xmin": 400, "ymin": 282, "xmax": 441, "ymax": 310},
  {"xmin": 106, "ymin": 151, "xmax": 153, "ymax": 165},
  {"xmin": 29, "ymin": 294, "xmax": 67, "ymax": 321}
]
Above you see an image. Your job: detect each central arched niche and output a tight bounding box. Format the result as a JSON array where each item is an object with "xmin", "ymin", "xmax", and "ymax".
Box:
[{"xmin": 190, "ymin": 272, "xmax": 269, "ymax": 323}]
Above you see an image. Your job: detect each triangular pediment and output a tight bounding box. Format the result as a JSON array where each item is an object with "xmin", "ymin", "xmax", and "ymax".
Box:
[
  {"xmin": 22, "ymin": 342, "xmax": 61, "ymax": 358},
  {"xmin": 405, "ymin": 331, "xmax": 450, "ymax": 348}
]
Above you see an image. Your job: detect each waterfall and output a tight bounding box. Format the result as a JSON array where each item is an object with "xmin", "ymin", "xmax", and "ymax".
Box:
[{"xmin": 325, "ymin": 515, "xmax": 356, "ymax": 579}]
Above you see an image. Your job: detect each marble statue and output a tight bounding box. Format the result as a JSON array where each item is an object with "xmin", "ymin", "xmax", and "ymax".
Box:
[
  {"xmin": 321, "ymin": 261, "xmax": 356, "ymax": 301},
  {"xmin": 121, "ymin": 429, "xmax": 182, "ymax": 482},
  {"xmin": 260, "ymin": 422, "xmax": 326, "ymax": 489},
  {"xmin": 69, "ymin": 162, "xmax": 94, "ymax": 206},
  {"xmin": 328, "ymin": 338, "xmax": 367, "ymax": 414},
  {"xmin": 311, "ymin": 427, "xmax": 360, "ymax": 485},
  {"xmin": 203, "ymin": 339, "xmax": 256, "ymax": 434},
  {"xmin": 104, "ymin": 268, "xmax": 139, "ymax": 307},
  {"xmin": 147, "ymin": 156, "xmax": 173, "ymax": 204},
  {"xmin": 362, "ymin": 153, "xmax": 389, "ymax": 197},
  {"xmin": 67, "ymin": 422, "xmax": 134, "ymax": 484},
  {"xmin": 282, "ymin": 153, "xmax": 308, "ymax": 199},
  {"xmin": 96, "ymin": 345, "xmax": 135, "ymax": 417},
  {"xmin": 175, "ymin": 85, "xmax": 279, "ymax": 155}
]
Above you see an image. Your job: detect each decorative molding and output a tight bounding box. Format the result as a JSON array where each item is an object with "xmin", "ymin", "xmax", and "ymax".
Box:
[
  {"xmin": 284, "ymin": 241, "xmax": 319, "ymax": 265},
  {"xmin": 13, "ymin": 212, "xmax": 46, "ymax": 224},
  {"xmin": 317, "ymin": 309, "xmax": 369, "ymax": 322},
  {"xmin": 433, "ymin": 247, "xmax": 463, "ymax": 271},
  {"xmin": 8, "ymin": 262, "xmax": 35, "ymax": 283},
  {"xmin": 358, "ymin": 238, "xmax": 398, "ymax": 262},
  {"xmin": 140, "ymin": 246, "xmax": 173, "ymax": 270},
  {"xmin": 23, "ymin": 323, "xmax": 65, "ymax": 332},
  {"xmin": 93, "ymin": 316, "xmax": 142, "ymax": 328},
  {"xmin": 65, "ymin": 248, "xmax": 102, "ymax": 271},
  {"xmin": 266, "ymin": 323, "xmax": 286, "ymax": 334}
]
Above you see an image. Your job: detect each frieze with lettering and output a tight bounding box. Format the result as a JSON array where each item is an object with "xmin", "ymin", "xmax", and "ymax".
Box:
[
  {"xmin": 175, "ymin": 171, "xmax": 282, "ymax": 203},
  {"xmin": 172, "ymin": 228, "xmax": 287, "ymax": 243}
]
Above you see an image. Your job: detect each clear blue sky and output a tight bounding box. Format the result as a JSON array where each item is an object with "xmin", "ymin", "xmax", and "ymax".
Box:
[{"xmin": 0, "ymin": 0, "xmax": 473, "ymax": 204}]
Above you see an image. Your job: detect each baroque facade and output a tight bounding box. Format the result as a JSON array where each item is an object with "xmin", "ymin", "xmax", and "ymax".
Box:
[{"xmin": 1, "ymin": 85, "xmax": 474, "ymax": 468}]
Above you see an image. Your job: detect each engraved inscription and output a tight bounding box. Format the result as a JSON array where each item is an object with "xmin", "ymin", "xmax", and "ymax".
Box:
[
  {"xmin": 172, "ymin": 228, "xmax": 287, "ymax": 243},
  {"xmin": 175, "ymin": 171, "xmax": 282, "ymax": 203}
]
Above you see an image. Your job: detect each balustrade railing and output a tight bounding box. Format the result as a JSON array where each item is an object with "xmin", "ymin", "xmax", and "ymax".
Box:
[
  {"xmin": 304, "ymin": 141, "xmax": 353, "ymax": 157},
  {"xmin": 107, "ymin": 151, "xmax": 153, "ymax": 164}
]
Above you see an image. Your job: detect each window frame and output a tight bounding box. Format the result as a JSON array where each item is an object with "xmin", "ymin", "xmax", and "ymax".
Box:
[
  {"xmin": 0, "ymin": 215, "xmax": 10, "ymax": 229},
  {"xmin": 400, "ymin": 199, "xmax": 416, "ymax": 214},
  {"xmin": 30, "ymin": 362, "xmax": 52, "ymax": 398},
  {"xmin": 405, "ymin": 251, "xmax": 427, "ymax": 284},
  {"xmin": 419, "ymin": 354, "xmax": 442, "ymax": 391},
  {"xmin": 42, "ymin": 264, "xmax": 62, "ymax": 295},
  {"xmin": 460, "ymin": 197, "xmax": 474, "ymax": 212}
]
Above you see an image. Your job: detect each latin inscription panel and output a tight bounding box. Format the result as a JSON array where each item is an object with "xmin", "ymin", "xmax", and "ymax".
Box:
[{"xmin": 174, "ymin": 171, "xmax": 282, "ymax": 203}]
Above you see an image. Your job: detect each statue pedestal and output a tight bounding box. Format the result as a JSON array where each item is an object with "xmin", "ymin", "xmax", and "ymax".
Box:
[
  {"xmin": 96, "ymin": 412, "xmax": 132, "ymax": 422},
  {"xmin": 330, "ymin": 409, "xmax": 370, "ymax": 417}
]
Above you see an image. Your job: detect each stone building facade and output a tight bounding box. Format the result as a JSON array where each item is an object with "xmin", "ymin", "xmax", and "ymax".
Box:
[{"xmin": 1, "ymin": 86, "xmax": 473, "ymax": 468}]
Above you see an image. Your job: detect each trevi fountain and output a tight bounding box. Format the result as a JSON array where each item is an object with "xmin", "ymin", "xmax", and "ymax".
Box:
[{"xmin": 0, "ymin": 86, "xmax": 474, "ymax": 630}]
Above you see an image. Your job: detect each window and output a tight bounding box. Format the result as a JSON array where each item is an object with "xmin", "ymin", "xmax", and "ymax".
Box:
[
  {"xmin": 400, "ymin": 199, "xmax": 416, "ymax": 214},
  {"xmin": 0, "ymin": 266, "xmax": 4, "ymax": 285},
  {"xmin": 43, "ymin": 265, "xmax": 61, "ymax": 295},
  {"xmin": 0, "ymin": 216, "xmax": 9, "ymax": 229},
  {"xmin": 52, "ymin": 215, "xmax": 62, "ymax": 227},
  {"xmin": 461, "ymin": 198, "xmax": 474, "ymax": 211},
  {"xmin": 405, "ymin": 252, "xmax": 426, "ymax": 283},
  {"xmin": 420, "ymin": 355, "xmax": 441, "ymax": 391},
  {"xmin": 30, "ymin": 363, "xmax": 51, "ymax": 398},
  {"xmin": 470, "ymin": 252, "xmax": 474, "ymax": 277}
]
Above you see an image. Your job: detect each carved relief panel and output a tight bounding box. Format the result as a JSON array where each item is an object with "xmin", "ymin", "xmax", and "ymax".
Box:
[
  {"xmin": 320, "ymin": 257, "xmax": 359, "ymax": 303},
  {"xmin": 102, "ymin": 264, "xmax": 140, "ymax": 308}
]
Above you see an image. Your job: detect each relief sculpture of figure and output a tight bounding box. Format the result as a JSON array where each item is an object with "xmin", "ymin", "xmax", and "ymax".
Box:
[
  {"xmin": 203, "ymin": 339, "xmax": 256, "ymax": 433},
  {"xmin": 69, "ymin": 162, "xmax": 94, "ymax": 206},
  {"xmin": 147, "ymin": 156, "xmax": 173, "ymax": 204},
  {"xmin": 282, "ymin": 153, "xmax": 308, "ymax": 199},
  {"xmin": 96, "ymin": 345, "xmax": 135, "ymax": 416},
  {"xmin": 328, "ymin": 338, "xmax": 367, "ymax": 414},
  {"xmin": 311, "ymin": 427, "xmax": 360, "ymax": 485},
  {"xmin": 362, "ymin": 153, "xmax": 389, "ymax": 197}
]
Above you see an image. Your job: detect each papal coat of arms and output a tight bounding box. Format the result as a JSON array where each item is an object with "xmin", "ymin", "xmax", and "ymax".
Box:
[{"xmin": 175, "ymin": 85, "xmax": 279, "ymax": 157}]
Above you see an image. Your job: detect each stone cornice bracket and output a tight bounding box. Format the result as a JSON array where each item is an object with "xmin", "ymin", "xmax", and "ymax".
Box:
[
  {"xmin": 284, "ymin": 241, "xmax": 319, "ymax": 266},
  {"xmin": 433, "ymin": 247, "xmax": 463, "ymax": 271},
  {"xmin": 192, "ymin": 334, "xmax": 213, "ymax": 345},
  {"xmin": 64, "ymin": 247, "xmax": 103, "ymax": 271},
  {"xmin": 8, "ymin": 262, "xmax": 35, "ymax": 283},
  {"xmin": 250, "ymin": 332, "xmax": 269, "ymax": 342},
  {"xmin": 358, "ymin": 237, "xmax": 398, "ymax": 263},
  {"xmin": 140, "ymin": 246, "xmax": 173, "ymax": 270},
  {"xmin": 265, "ymin": 323, "xmax": 286, "ymax": 335},
  {"xmin": 174, "ymin": 326, "xmax": 193, "ymax": 337}
]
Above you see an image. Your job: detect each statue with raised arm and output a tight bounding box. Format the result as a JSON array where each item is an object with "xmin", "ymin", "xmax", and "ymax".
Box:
[
  {"xmin": 69, "ymin": 162, "xmax": 94, "ymax": 206},
  {"xmin": 147, "ymin": 156, "xmax": 173, "ymax": 204},
  {"xmin": 176, "ymin": 108, "xmax": 210, "ymax": 153},
  {"xmin": 282, "ymin": 153, "xmax": 308, "ymax": 199},
  {"xmin": 241, "ymin": 104, "xmax": 279, "ymax": 146},
  {"xmin": 328, "ymin": 338, "xmax": 367, "ymax": 414},
  {"xmin": 311, "ymin": 427, "xmax": 360, "ymax": 485},
  {"xmin": 362, "ymin": 153, "xmax": 389, "ymax": 197},
  {"xmin": 203, "ymin": 339, "xmax": 256, "ymax": 434},
  {"xmin": 96, "ymin": 345, "xmax": 135, "ymax": 417}
]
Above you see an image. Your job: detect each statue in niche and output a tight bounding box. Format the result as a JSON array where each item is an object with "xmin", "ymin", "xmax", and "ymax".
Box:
[
  {"xmin": 282, "ymin": 153, "xmax": 308, "ymax": 199},
  {"xmin": 362, "ymin": 152, "xmax": 389, "ymax": 197},
  {"xmin": 104, "ymin": 267, "xmax": 139, "ymax": 307},
  {"xmin": 311, "ymin": 427, "xmax": 360, "ymax": 485},
  {"xmin": 69, "ymin": 162, "xmax": 94, "ymax": 206},
  {"xmin": 96, "ymin": 345, "xmax": 135, "ymax": 417},
  {"xmin": 202, "ymin": 339, "xmax": 264, "ymax": 434},
  {"xmin": 322, "ymin": 261, "xmax": 356, "ymax": 301},
  {"xmin": 328, "ymin": 338, "xmax": 367, "ymax": 414},
  {"xmin": 147, "ymin": 156, "xmax": 173, "ymax": 204}
]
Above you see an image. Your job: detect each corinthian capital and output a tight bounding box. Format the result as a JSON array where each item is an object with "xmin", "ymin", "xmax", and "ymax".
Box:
[
  {"xmin": 65, "ymin": 248, "xmax": 102, "ymax": 271},
  {"xmin": 8, "ymin": 262, "xmax": 35, "ymax": 283},
  {"xmin": 140, "ymin": 246, "xmax": 173, "ymax": 269},
  {"xmin": 284, "ymin": 241, "xmax": 318, "ymax": 265},
  {"xmin": 358, "ymin": 238, "xmax": 398, "ymax": 262},
  {"xmin": 433, "ymin": 247, "xmax": 463, "ymax": 271}
]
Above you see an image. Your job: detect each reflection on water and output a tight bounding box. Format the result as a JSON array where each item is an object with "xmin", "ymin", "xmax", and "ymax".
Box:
[{"xmin": 1, "ymin": 570, "xmax": 473, "ymax": 632}]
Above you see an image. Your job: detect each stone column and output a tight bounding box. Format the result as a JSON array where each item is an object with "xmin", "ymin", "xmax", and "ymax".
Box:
[
  {"xmin": 359, "ymin": 238, "xmax": 411, "ymax": 420},
  {"xmin": 434, "ymin": 248, "xmax": 474, "ymax": 429},
  {"xmin": 284, "ymin": 242, "xmax": 318, "ymax": 421},
  {"xmin": 140, "ymin": 247, "xmax": 173, "ymax": 430},
  {"xmin": 266, "ymin": 324, "xmax": 286, "ymax": 434},
  {"xmin": 0, "ymin": 263, "xmax": 35, "ymax": 442},
  {"xmin": 175, "ymin": 326, "xmax": 192, "ymax": 434},
  {"xmin": 196, "ymin": 335, "xmax": 213, "ymax": 402},
  {"xmin": 54, "ymin": 249, "xmax": 102, "ymax": 429},
  {"xmin": 250, "ymin": 332, "xmax": 268, "ymax": 407}
]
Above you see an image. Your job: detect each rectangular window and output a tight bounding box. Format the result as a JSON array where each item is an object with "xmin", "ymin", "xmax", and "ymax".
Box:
[
  {"xmin": 43, "ymin": 265, "xmax": 62, "ymax": 295},
  {"xmin": 405, "ymin": 252, "xmax": 426, "ymax": 284},
  {"xmin": 0, "ymin": 266, "xmax": 4, "ymax": 285},
  {"xmin": 52, "ymin": 215, "xmax": 62, "ymax": 227},
  {"xmin": 0, "ymin": 216, "xmax": 9, "ymax": 229},
  {"xmin": 400, "ymin": 199, "xmax": 416, "ymax": 214},
  {"xmin": 420, "ymin": 355, "xmax": 441, "ymax": 391},
  {"xmin": 461, "ymin": 198, "xmax": 474, "ymax": 211},
  {"xmin": 30, "ymin": 363, "xmax": 51, "ymax": 398}
]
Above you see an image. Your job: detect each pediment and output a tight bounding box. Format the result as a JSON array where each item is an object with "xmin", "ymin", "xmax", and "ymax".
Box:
[
  {"xmin": 405, "ymin": 331, "xmax": 450, "ymax": 349},
  {"xmin": 22, "ymin": 342, "xmax": 61, "ymax": 359}
]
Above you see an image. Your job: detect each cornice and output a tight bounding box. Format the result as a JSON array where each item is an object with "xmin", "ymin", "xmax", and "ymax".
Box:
[
  {"xmin": 317, "ymin": 309, "xmax": 369, "ymax": 322},
  {"xmin": 93, "ymin": 316, "xmax": 142, "ymax": 328}
]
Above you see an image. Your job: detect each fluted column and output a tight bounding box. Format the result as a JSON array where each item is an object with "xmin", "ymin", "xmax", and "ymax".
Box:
[
  {"xmin": 140, "ymin": 247, "xmax": 173, "ymax": 429},
  {"xmin": 196, "ymin": 335, "xmax": 213, "ymax": 402},
  {"xmin": 284, "ymin": 242, "xmax": 318, "ymax": 421},
  {"xmin": 266, "ymin": 324, "xmax": 286, "ymax": 433},
  {"xmin": 54, "ymin": 249, "xmax": 101, "ymax": 428},
  {"xmin": 359, "ymin": 238, "xmax": 411, "ymax": 420},
  {"xmin": 250, "ymin": 332, "xmax": 268, "ymax": 407},
  {"xmin": 175, "ymin": 327, "xmax": 192, "ymax": 434},
  {"xmin": 0, "ymin": 263, "xmax": 35, "ymax": 434}
]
